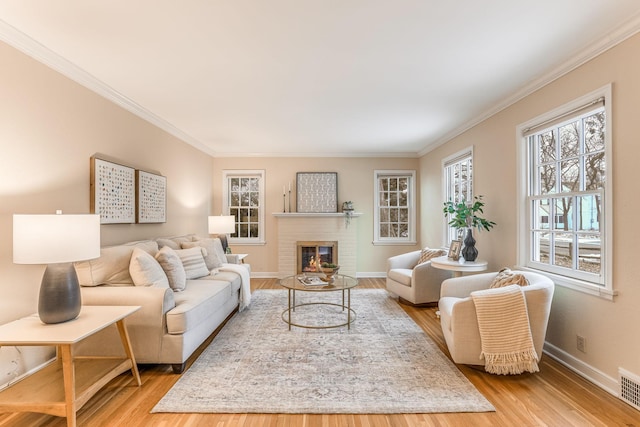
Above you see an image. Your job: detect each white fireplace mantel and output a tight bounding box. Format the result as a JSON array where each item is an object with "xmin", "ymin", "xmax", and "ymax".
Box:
[{"xmin": 274, "ymin": 212, "xmax": 361, "ymax": 277}]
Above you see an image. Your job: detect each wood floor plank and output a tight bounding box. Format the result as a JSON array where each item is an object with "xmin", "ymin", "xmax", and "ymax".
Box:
[{"xmin": 0, "ymin": 278, "xmax": 638, "ymax": 426}]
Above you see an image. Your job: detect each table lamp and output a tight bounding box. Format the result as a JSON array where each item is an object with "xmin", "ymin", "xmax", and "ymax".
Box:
[
  {"xmin": 208, "ymin": 215, "xmax": 235, "ymax": 253},
  {"xmin": 13, "ymin": 211, "xmax": 101, "ymax": 324}
]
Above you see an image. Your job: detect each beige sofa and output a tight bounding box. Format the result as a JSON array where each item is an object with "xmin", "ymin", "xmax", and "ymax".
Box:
[
  {"xmin": 438, "ymin": 271, "xmax": 554, "ymax": 366},
  {"xmin": 73, "ymin": 235, "xmax": 250, "ymax": 373}
]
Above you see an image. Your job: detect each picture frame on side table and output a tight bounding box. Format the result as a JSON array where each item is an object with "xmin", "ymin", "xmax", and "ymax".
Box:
[
  {"xmin": 136, "ymin": 170, "xmax": 167, "ymax": 223},
  {"xmin": 90, "ymin": 156, "xmax": 136, "ymax": 224},
  {"xmin": 448, "ymin": 239, "xmax": 462, "ymax": 260},
  {"xmin": 296, "ymin": 172, "xmax": 338, "ymax": 213}
]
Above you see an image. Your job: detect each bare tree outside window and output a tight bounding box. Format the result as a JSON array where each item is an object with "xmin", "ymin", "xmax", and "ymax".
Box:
[{"xmin": 529, "ymin": 109, "xmax": 605, "ymax": 278}]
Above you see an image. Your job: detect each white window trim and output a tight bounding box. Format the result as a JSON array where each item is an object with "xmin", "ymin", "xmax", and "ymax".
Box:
[
  {"xmin": 222, "ymin": 169, "xmax": 266, "ymax": 245},
  {"xmin": 442, "ymin": 146, "xmax": 473, "ymax": 247},
  {"xmin": 515, "ymin": 84, "xmax": 614, "ymax": 300},
  {"xmin": 373, "ymin": 170, "xmax": 417, "ymax": 245}
]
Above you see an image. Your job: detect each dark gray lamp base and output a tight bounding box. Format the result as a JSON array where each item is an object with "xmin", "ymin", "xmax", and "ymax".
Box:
[{"xmin": 39, "ymin": 263, "xmax": 81, "ymax": 324}]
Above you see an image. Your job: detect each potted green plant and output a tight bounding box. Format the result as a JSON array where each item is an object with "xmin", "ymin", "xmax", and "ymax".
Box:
[{"xmin": 442, "ymin": 195, "xmax": 496, "ymax": 261}]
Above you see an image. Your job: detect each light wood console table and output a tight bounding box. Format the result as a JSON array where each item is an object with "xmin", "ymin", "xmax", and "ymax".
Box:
[{"xmin": 0, "ymin": 305, "xmax": 141, "ymax": 427}]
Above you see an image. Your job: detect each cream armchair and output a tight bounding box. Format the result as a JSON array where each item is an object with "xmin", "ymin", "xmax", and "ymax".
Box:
[
  {"xmin": 386, "ymin": 250, "xmax": 451, "ymax": 305},
  {"xmin": 438, "ymin": 271, "xmax": 554, "ymax": 366}
]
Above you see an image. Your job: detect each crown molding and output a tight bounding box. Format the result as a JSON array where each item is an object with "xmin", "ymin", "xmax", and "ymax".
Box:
[
  {"xmin": 209, "ymin": 150, "xmax": 419, "ymax": 158},
  {"xmin": 3, "ymin": 13, "xmax": 639, "ymax": 161},
  {"xmin": 0, "ymin": 19, "xmax": 216, "ymax": 157},
  {"xmin": 418, "ymin": 11, "xmax": 640, "ymax": 157}
]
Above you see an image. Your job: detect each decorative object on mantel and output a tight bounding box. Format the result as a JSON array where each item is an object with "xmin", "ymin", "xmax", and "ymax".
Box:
[
  {"xmin": 342, "ymin": 200, "xmax": 355, "ymax": 227},
  {"xmin": 13, "ymin": 211, "xmax": 100, "ymax": 324},
  {"xmin": 443, "ymin": 195, "xmax": 495, "ymax": 262},
  {"xmin": 90, "ymin": 156, "xmax": 135, "ymax": 224},
  {"xmin": 136, "ymin": 170, "xmax": 166, "ymax": 223},
  {"xmin": 282, "ymin": 181, "xmax": 294, "ymax": 213},
  {"xmin": 209, "ymin": 215, "xmax": 236, "ymax": 253},
  {"xmin": 296, "ymin": 172, "xmax": 337, "ymax": 213}
]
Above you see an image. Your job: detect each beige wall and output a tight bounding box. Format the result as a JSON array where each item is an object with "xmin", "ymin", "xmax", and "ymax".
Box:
[
  {"xmin": 212, "ymin": 157, "xmax": 420, "ymax": 275},
  {"xmin": 420, "ymin": 33, "xmax": 640, "ymax": 381},
  {"xmin": 3, "ymin": 20, "xmax": 637, "ymax": 396},
  {"xmin": 0, "ymin": 40, "xmax": 214, "ymax": 326}
]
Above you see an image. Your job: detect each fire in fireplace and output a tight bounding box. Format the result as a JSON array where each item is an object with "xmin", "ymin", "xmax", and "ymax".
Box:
[{"xmin": 296, "ymin": 241, "xmax": 338, "ymax": 274}]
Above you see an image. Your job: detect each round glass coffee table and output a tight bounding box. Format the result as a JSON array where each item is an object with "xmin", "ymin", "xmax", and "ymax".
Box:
[{"xmin": 278, "ymin": 274, "xmax": 358, "ymax": 330}]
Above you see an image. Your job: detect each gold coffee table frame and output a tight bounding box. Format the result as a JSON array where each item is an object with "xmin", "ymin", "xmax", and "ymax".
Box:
[{"xmin": 279, "ymin": 274, "xmax": 358, "ymax": 330}]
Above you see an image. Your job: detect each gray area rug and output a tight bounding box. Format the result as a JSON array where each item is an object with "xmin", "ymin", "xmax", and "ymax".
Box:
[{"xmin": 152, "ymin": 289, "xmax": 494, "ymax": 414}]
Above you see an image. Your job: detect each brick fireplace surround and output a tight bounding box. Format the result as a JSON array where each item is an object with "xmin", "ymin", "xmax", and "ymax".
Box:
[{"xmin": 273, "ymin": 212, "xmax": 360, "ymax": 277}]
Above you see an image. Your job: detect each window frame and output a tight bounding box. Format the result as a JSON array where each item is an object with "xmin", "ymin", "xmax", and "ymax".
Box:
[
  {"xmin": 516, "ymin": 84, "xmax": 614, "ymax": 299},
  {"xmin": 222, "ymin": 169, "xmax": 266, "ymax": 246},
  {"xmin": 373, "ymin": 170, "xmax": 417, "ymax": 245},
  {"xmin": 442, "ymin": 147, "xmax": 473, "ymax": 246}
]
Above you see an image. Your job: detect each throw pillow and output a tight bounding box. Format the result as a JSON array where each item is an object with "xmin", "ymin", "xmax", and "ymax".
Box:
[
  {"xmin": 174, "ymin": 246, "xmax": 210, "ymax": 279},
  {"xmin": 181, "ymin": 238, "xmax": 225, "ymax": 270},
  {"xmin": 156, "ymin": 238, "xmax": 181, "ymax": 250},
  {"xmin": 129, "ymin": 247, "xmax": 170, "ymax": 288},
  {"xmin": 209, "ymin": 238, "xmax": 228, "ymax": 266},
  {"xmin": 155, "ymin": 246, "xmax": 187, "ymax": 291},
  {"xmin": 418, "ymin": 247, "xmax": 446, "ymax": 265},
  {"xmin": 489, "ymin": 267, "xmax": 530, "ymax": 288}
]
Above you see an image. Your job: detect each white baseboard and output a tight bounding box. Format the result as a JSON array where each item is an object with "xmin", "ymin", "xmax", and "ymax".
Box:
[
  {"xmin": 543, "ymin": 342, "xmax": 619, "ymax": 397},
  {"xmin": 355, "ymin": 272, "xmax": 386, "ymax": 278}
]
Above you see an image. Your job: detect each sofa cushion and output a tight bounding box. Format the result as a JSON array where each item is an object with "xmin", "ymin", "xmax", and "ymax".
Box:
[
  {"xmin": 489, "ymin": 268, "xmax": 530, "ymax": 288},
  {"xmin": 208, "ymin": 269, "xmax": 243, "ymax": 289},
  {"xmin": 155, "ymin": 246, "xmax": 187, "ymax": 291},
  {"xmin": 181, "ymin": 238, "xmax": 225, "ymax": 270},
  {"xmin": 75, "ymin": 240, "xmax": 159, "ymax": 286},
  {"xmin": 388, "ymin": 268, "xmax": 413, "ymax": 287},
  {"xmin": 174, "ymin": 246, "xmax": 210, "ymax": 279},
  {"xmin": 166, "ymin": 279, "xmax": 239, "ymax": 334},
  {"xmin": 418, "ymin": 247, "xmax": 446, "ymax": 265},
  {"xmin": 129, "ymin": 247, "xmax": 169, "ymax": 288}
]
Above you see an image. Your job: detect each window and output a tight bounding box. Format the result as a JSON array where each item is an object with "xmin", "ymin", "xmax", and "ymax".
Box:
[
  {"xmin": 373, "ymin": 170, "xmax": 416, "ymax": 245},
  {"xmin": 223, "ymin": 170, "xmax": 265, "ymax": 245},
  {"xmin": 443, "ymin": 148, "xmax": 473, "ymax": 244},
  {"xmin": 517, "ymin": 85, "xmax": 613, "ymax": 298}
]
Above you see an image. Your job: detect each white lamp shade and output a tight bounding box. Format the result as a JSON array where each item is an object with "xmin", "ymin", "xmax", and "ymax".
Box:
[
  {"xmin": 208, "ymin": 215, "xmax": 235, "ymax": 234},
  {"xmin": 13, "ymin": 214, "xmax": 101, "ymax": 264}
]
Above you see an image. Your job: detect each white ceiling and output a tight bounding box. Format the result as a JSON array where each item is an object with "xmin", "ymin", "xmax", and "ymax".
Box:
[{"xmin": 1, "ymin": 1, "xmax": 640, "ymax": 157}]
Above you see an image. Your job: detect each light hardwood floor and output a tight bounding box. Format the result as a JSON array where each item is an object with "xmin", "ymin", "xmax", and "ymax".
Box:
[{"xmin": 0, "ymin": 278, "xmax": 638, "ymax": 426}]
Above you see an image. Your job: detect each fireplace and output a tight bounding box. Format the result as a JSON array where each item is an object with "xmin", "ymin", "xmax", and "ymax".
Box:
[{"xmin": 297, "ymin": 241, "xmax": 338, "ymax": 274}]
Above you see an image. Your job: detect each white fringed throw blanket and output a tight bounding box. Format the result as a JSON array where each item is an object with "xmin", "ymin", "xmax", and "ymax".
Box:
[
  {"xmin": 218, "ymin": 264, "xmax": 251, "ymax": 311},
  {"xmin": 470, "ymin": 284, "xmax": 539, "ymax": 375}
]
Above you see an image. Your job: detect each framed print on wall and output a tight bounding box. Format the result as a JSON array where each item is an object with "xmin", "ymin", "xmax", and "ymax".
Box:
[
  {"xmin": 90, "ymin": 156, "xmax": 136, "ymax": 224},
  {"xmin": 136, "ymin": 170, "xmax": 167, "ymax": 223},
  {"xmin": 296, "ymin": 172, "xmax": 338, "ymax": 213}
]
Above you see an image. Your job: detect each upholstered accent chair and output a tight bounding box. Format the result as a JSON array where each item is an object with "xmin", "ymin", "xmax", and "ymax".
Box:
[
  {"xmin": 438, "ymin": 271, "xmax": 554, "ymax": 366},
  {"xmin": 386, "ymin": 249, "xmax": 451, "ymax": 305}
]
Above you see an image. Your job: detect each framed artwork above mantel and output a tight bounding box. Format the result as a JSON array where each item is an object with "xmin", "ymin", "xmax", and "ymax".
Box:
[{"xmin": 296, "ymin": 172, "xmax": 338, "ymax": 213}]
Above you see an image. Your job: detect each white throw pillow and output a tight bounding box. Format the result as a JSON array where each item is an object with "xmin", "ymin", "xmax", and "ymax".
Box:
[
  {"xmin": 181, "ymin": 239, "xmax": 223, "ymax": 270},
  {"xmin": 129, "ymin": 247, "xmax": 169, "ymax": 288},
  {"xmin": 155, "ymin": 246, "xmax": 187, "ymax": 292},
  {"xmin": 174, "ymin": 246, "xmax": 210, "ymax": 279},
  {"xmin": 209, "ymin": 238, "xmax": 228, "ymax": 266}
]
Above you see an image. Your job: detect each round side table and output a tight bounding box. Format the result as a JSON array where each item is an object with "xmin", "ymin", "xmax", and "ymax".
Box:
[{"xmin": 430, "ymin": 255, "xmax": 488, "ymax": 277}]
